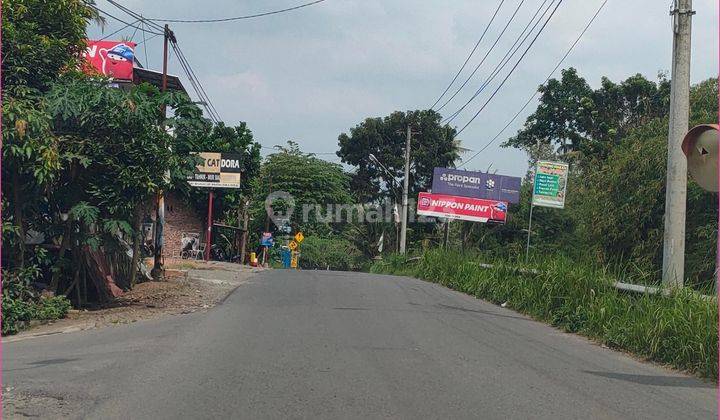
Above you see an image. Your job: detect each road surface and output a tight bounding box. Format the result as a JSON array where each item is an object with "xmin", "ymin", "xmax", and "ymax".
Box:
[{"xmin": 3, "ymin": 270, "xmax": 716, "ymax": 419}]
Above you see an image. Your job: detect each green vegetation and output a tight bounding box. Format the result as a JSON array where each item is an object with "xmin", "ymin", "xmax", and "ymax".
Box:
[
  {"xmin": 298, "ymin": 236, "xmax": 364, "ymax": 271},
  {"xmin": 371, "ymin": 250, "xmax": 718, "ymax": 379},
  {"xmin": 452, "ymin": 71, "xmax": 718, "ymax": 291}
]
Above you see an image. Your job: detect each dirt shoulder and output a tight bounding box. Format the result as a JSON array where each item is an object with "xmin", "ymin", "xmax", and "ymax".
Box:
[{"xmin": 3, "ymin": 260, "xmax": 262, "ymax": 343}]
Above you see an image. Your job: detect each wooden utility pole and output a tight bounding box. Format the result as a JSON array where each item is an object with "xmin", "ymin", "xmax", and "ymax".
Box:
[
  {"xmin": 239, "ymin": 198, "xmax": 250, "ymax": 264},
  {"xmin": 153, "ymin": 24, "xmax": 175, "ymax": 279},
  {"xmin": 662, "ymin": 0, "xmax": 694, "ymax": 288}
]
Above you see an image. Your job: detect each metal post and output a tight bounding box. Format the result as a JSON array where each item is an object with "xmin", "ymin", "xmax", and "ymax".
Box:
[
  {"xmin": 205, "ymin": 191, "xmax": 214, "ymax": 261},
  {"xmin": 399, "ymin": 124, "xmax": 411, "ymax": 254},
  {"xmin": 239, "ymin": 199, "xmax": 249, "ymax": 265},
  {"xmin": 443, "ymin": 219, "xmax": 450, "ymax": 248},
  {"xmin": 525, "ymin": 204, "xmax": 534, "ymax": 262},
  {"xmin": 152, "ymin": 25, "xmax": 172, "ymax": 279},
  {"xmin": 662, "ymin": 0, "xmax": 693, "ymax": 288}
]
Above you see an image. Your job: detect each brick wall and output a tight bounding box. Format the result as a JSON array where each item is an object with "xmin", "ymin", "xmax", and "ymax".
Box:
[{"xmin": 163, "ymin": 193, "xmax": 204, "ymax": 258}]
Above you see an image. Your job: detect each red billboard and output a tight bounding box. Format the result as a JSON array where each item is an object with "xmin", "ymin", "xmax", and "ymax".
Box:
[
  {"xmin": 416, "ymin": 192, "xmax": 508, "ymax": 223},
  {"xmin": 83, "ymin": 40, "xmax": 136, "ymax": 80}
]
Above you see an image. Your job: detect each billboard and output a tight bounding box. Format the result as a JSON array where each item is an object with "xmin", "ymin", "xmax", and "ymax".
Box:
[
  {"xmin": 431, "ymin": 167, "xmax": 521, "ymax": 203},
  {"xmin": 187, "ymin": 152, "xmax": 242, "ymax": 188},
  {"xmin": 84, "ymin": 40, "xmax": 136, "ymax": 80},
  {"xmin": 416, "ymin": 192, "xmax": 507, "ymax": 224},
  {"xmin": 532, "ymin": 161, "xmax": 569, "ymax": 209}
]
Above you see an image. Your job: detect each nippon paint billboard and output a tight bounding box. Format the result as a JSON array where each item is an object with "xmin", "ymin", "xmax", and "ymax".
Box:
[
  {"xmin": 431, "ymin": 167, "xmax": 521, "ymax": 203},
  {"xmin": 416, "ymin": 192, "xmax": 508, "ymax": 223},
  {"xmin": 83, "ymin": 40, "xmax": 136, "ymax": 80}
]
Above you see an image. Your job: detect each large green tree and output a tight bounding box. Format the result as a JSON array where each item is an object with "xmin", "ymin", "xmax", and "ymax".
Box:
[
  {"xmin": 337, "ymin": 110, "xmax": 459, "ymax": 202},
  {"xmin": 2, "ymin": 0, "xmax": 99, "ymax": 268},
  {"xmin": 505, "ymin": 68, "xmax": 670, "ymax": 161}
]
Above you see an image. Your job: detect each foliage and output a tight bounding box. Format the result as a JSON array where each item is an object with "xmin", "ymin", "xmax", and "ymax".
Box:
[
  {"xmin": 2, "ymin": 0, "xmax": 98, "ymax": 92},
  {"xmin": 298, "ymin": 236, "xmax": 364, "ymax": 271},
  {"xmin": 2, "ymin": 267, "xmax": 72, "ymax": 335},
  {"xmin": 337, "ymin": 110, "xmax": 459, "ymax": 202},
  {"xmin": 372, "ymin": 249, "xmax": 718, "ymax": 379},
  {"xmin": 250, "ymin": 142, "xmax": 353, "ymax": 239},
  {"xmin": 505, "ymin": 68, "xmax": 670, "ymax": 161}
]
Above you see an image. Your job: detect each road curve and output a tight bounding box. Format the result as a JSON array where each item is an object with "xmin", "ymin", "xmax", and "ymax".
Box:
[{"xmin": 3, "ymin": 270, "xmax": 716, "ymax": 419}]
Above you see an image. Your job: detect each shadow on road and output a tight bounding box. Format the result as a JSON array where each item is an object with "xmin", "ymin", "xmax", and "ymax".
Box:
[{"xmin": 584, "ymin": 371, "xmax": 716, "ymax": 388}]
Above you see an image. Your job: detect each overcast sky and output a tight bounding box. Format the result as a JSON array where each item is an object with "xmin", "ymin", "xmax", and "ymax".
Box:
[{"xmin": 88, "ymin": 0, "xmax": 718, "ymax": 177}]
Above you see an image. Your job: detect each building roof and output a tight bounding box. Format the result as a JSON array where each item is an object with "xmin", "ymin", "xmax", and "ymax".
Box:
[{"xmin": 133, "ymin": 67, "xmax": 186, "ymax": 93}]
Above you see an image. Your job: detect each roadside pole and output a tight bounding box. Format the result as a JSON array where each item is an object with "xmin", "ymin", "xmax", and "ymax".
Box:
[
  {"xmin": 525, "ymin": 204, "xmax": 534, "ymax": 262},
  {"xmin": 153, "ymin": 24, "xmax": 174, "ymax": 278},
  {"xmin": 443, "ymin": 219, "xmax": 450, "ymax": 248},
  {"xmin": 239, "ymin": 198, "xmax": 249, "ymax": 265},
  {"xmin": 399, "ymin": 124, "xmax": 411, "ymax": 254},
  {"xmin": 662, "ymin": 0, "xmax": 694, "ymax": 288},
  {"xmin": 205, "ymin": 190, "xmax": 214, "ymax": 261}
]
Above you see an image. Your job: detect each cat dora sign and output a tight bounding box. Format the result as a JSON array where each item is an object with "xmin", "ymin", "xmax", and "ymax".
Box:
[{"xmin": 187, "ymin": 152, "xmax": 242, "ymax": 188}]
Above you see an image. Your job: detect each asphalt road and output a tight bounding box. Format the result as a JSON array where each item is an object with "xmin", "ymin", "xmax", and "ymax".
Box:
[{"xmin": 3, "ymin": 270, "xmax": 717, "ymax": 419}]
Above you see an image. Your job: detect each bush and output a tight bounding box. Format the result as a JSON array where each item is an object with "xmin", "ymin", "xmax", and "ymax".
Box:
[
  {"xmin": 299, "ymin": 236, "xmax": 363, "ymax": 271},
  {"xmin": 1, "ymin": 267, "xmax": 72, "ymax": 335},
  {"xmin": 371, "ymin": 249, "xmax": 718, "ymax": 379}
]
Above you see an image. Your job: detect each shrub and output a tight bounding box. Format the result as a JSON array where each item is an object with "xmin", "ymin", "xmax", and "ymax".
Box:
[
  {"xmin": 299, "ymin": 236, "xmax": 363, "ymax": 271},
  {"xmin": 1, "ymin": 267, "xmax": 72, "ymax": 335}
]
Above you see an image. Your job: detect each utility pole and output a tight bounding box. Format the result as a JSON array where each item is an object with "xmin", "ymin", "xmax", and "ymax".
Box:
[
  {"xmin": 662, "ymin": 0, "xmax": 694, "ymax": 288},
  {"xmin": 152, "ymin": 24, "xmax": 175, "ymax": 279},
  {"xmin": 399, "ymin": 123, "xmax": 420, "ymax": 254},
  {"xmin": 239, "ymin": 198, "xmax": 250, "ymax": 265}
]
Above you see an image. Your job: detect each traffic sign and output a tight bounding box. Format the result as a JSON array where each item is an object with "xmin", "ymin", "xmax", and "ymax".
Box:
[
  {"xmin": 288, "ymin": 240, "xmax": 298, "ymax": 250},
  {"xmin": 294, "ymin": 232, "xmax": 305, "ymax": 243},
  {"xmin": 290, "ymin": 251, "xmax": 299, "ymax": 268}
]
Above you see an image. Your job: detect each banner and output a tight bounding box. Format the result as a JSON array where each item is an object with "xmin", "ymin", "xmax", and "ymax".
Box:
[
  {"xmin": 431, "ymin": 167, "xmax": 521, "ymax": 203},
  {"xmin": 84, "ymin": 40, "xmax": 136, "ymax": 80},
  {"xmin": 532, "ymin": 161, "xmax": 569, "ymax": 209},
  {"xmin": 416, "ymin": 192, "xmax": 507, "ymax": 223},
  {"xmin": 187, "ymin": 152, "xmax": 242, "ymax": 188}
]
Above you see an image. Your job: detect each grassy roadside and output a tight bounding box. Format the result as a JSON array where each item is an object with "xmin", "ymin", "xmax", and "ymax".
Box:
[{"xmin": 370, "ymin": 250, "xmax": 718, "ymax": 380}]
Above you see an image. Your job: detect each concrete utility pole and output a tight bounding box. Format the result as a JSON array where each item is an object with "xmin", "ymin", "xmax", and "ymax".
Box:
[
  {"xmin": 662, "ymin": 0, "xmax": 694, "ymax": 288},
  {"xmin": 399, "ymin": 124, "xmax": 412, "ymax": 254}
]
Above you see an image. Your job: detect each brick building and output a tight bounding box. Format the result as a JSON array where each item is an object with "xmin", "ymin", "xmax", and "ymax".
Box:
[{"xmin": 161, "ymin": 192, "xmax": 204, "ymax": 258}]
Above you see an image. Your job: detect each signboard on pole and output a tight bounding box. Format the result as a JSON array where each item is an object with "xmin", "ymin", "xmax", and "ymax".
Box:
[
  {"xmin": 83, "ymin": 40, "xmax": 136, "ymax": 80},
  {"xmin": 416, "ymin": 192, "xmax": 507, "ymax": 223},
  {"xmin": 431, "ymin": 167, "xmax": 521, "ymax": 203},
  {"xmin": 532, "ymin": 161, "xmax": 569, "ymax": 209},
  {"xmin": 187, "ymin": 152, "xmax": 242, "ymax": 188}
]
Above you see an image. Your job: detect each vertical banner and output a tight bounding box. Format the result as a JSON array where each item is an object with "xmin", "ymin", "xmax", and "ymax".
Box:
[{"xmin": 532, "ymin": 161, "xmax": 569, "ymax": 209}]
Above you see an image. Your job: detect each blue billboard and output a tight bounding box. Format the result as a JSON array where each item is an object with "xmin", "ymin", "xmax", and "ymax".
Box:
[{"xmin": 431, "ymin": 167, "xmax": 521, "ymax": 204}]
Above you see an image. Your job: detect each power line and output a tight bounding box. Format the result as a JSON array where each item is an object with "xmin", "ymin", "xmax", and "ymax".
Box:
[
  {"xmin": 97, "ymin": 18, "xmax": 140, "ymax": 41},
  {"xmin": 102, "ymin": 1, "xmax": 223, "ymax": 123},
  {"xmin": 91, "ymin": 6, "xmax": 163, "ymax": 35},
  {"xmin": 148, "ymin": 0, "xmax": 327, "ymax": 23},
  {"xmin": 459, "ymin": 0, "xmax": 608, "ymax": 169},
  {"xmin": 455, "ymin": 0, "xmax": 564, "ymax": 136},
  {"xmin": 429, "ymin": 0, "xmax": 506, "ymax": 110},
  {"xmin": 170, "ymin": 40, "xmax": 222, "ymax": 123},
  {"xmin": 436, "ymin": 0, "xmax": 528, "ymax": 113},
  {"xmin": 105, "ymin": 0, "xmax": 164, "ymax": 31},
  {"xmin": 443, "ymin": 0, "xmax": 554, "ymax": 124}
]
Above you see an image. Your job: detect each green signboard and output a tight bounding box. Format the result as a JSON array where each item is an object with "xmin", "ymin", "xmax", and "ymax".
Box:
[{"xmin": 532, "ymin": 161, "xmax": 568, "ymax": 209}]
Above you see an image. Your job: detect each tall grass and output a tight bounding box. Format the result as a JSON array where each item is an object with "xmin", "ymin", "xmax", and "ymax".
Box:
[{"xmin": 371, "ymin": 250, "xmax": 718, "ymax": 380}]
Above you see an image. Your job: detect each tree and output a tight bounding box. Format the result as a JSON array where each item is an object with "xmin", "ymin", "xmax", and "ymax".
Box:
[
  {"xmin": 1, "ymin": 0, "xmax": 99, "ymax": 269},
  {"xmin": 337, "ymin": 110, "xmax": 459, "ymax": 202},
  {"xmin": 250, "ymin": 142, "xmax": 353, "ymax": 238},
  {"xmin": 44, "ymin": 76, "xmax": 202, "ymax": 288},
  {"xmin": 505, "ymin": 68, "xmax": 670, "ymax": 162}
]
